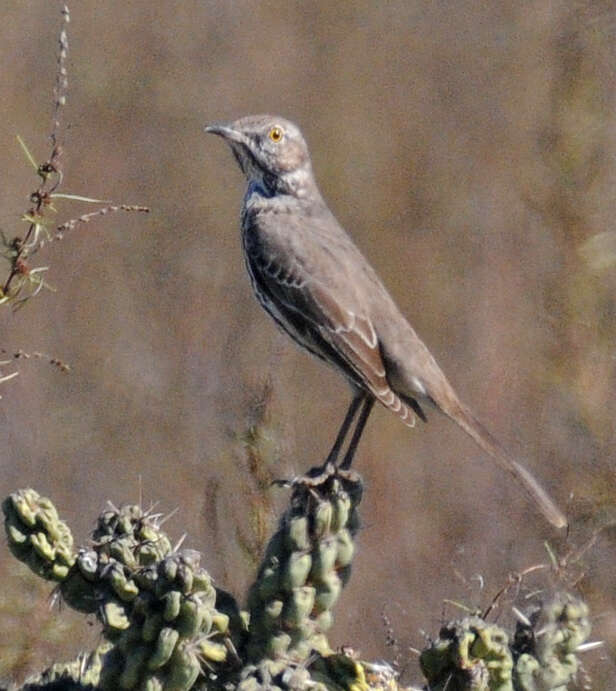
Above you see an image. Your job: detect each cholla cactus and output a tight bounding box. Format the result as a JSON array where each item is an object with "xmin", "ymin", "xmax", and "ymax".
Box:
[
  {"xmin": 419, "ymin": 616, "xmax": 514, "ymax": 690},
  {"xmin": 245, "ymin": 464, "xmax": 362, "ymax": 663},
  {"xmin": 513, "ymin": 594, "xmax": 592, "ymax": 690},
  {"xmin": 419, "ymin": 593, "xmax": 592, "ymax": 691},
  {"xmin": 3, "ymin": 488, "xmax": 75, "ymax": 582},
  {"xmin": 3, "ymin": 471, "xmax": 593, "ymax": 691},
  {"xmin": 4, "ymin": 489, "xmax": 240, "ymax": 690}
]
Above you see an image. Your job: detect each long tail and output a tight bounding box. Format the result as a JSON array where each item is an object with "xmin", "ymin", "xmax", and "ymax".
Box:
[{"xmin": 444, "ymin": 400, "xmax": 567, "ymax": 529}]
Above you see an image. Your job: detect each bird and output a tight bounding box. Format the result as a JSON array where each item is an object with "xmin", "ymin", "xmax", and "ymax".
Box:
[{"xmin": 205, "ymin": 114, "xmax": 567, "ymax": 529}]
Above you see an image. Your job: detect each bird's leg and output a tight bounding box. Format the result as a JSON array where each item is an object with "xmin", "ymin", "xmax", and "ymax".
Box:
[
  {"xmin": 339, "ymin": 395, "xmax": 375, "ymax": 470},
  {"xmin": 323, "ymin": 391, "xmax": 365, "ymax": 468},
  {"xmin": 272, "ymin": 392, "xmax": 366, "ymax": 488}
]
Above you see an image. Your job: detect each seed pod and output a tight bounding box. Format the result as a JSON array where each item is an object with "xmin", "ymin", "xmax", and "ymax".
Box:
[
  {"xmin": 13, "ymin": 497, "xmax": 37, "ymax": 528},
  {"xmin": 165, "ymin": 643, "xmax": 201, "ymax": 691},
  {"xmin": 313, "ymin": 572, "xmax": 342, "ymax": 613},
  {"xmin": 52, "ymin": 562, "xmax": 70, "ymax": 580},
  {"xmin": 134, "ymin": 565, "xmax": 158, "ymax": 592},
  {"xmin": 139, "ymin": 673, "xmax": 164, "ymax": 691},
  {"xmin": 330, "ymin": 494, "xmax": 351, "ymax": 533},
  {"xmin": 38, "ymin": 510, "xmax": 63, "ymax": 542},
  {"xmin": 162, "ymin": 556, "xmax": 178, "ymax": 583},
  {"xmin": 266, "ymin": 632, "xmax": 291, "ymax": 659},
  {"xmin": 7, "ymin": 524, "xmax": 27, "ymax": 546},
  {"xmin": 119, "ymin": 645, "xmax": 149, "ymax": 689},
  {"xmin": 176, "ymin": 595, "xmax": 204, "ymax": 638},
  {"xmin": 315, "ymin": 610, "xmax": 333, "ymax": 633},
  {"xmin": 139, "ymin": 524, "xmax": 162, "ymax": 544},
  {"xmin": 200, "ymin": 607, "xmax": 213, "ymax": 636},
  {"xmin": 257, "ymin": 566, "xmax": 280, "ymax": 601},
  {"xmin": 163, "ymin": 591, "xmax": 182, "ymax": 622},
  {"xmin": 309, "ymin": 632, "xmax": 331, "ymax": 656},
  {"xmin": 110, "ymin": 540, "xmax": 136, "ymax": 568},
  {"xmin": 142, "ymin": 611, "xmax": 164, "ymax": 643},
  {"xmin": 313, "ymin": 501, "xmax": 333, "ymax": 538},
  {"xmin": 138, "ymin": 543, "xmax": 163, "ymax": 566},
  {"xmin": 197, "ymin": 638, "xmax": 227, "ymax": 663},
  {"xmin": 30, "ymin": 532, "xmax": 54, "ymax": 561},
  {"xmin": 335, "ymin": 529, "xmax": 354, "ymax": 568},
  {"xmin": 236, "ymin": 677, "xmax": 261, "ymax": 691},
  {"xmin": 310, "ymin": 538, "xmax": 338, "ymax": 581},
  {"xmin": 176, "ymin": 562, "xmax": 194, "ymax": 594},
  {"xmin": 37, "ymin": 496, "xmax": 58, "ymax": 514},
  {"xmin": 283, "ymin": 586, "xmax": 315, "ymax": 628},
  {"xmin": 55, "ymin": 542, "xmax": 74, "ymax": 567},
  {"xmin": 290, "ymin": 618, "xmax": 316, "ymax": 646},
  {"xmin": 264, "ymin": 598, "xmax": 284, "ymax": 626},
  {"xmin": 281, "ymin": 552, "xmax": 312, "ymax": 591},
  {"xmin": 288, "ymin": 639, "xmax": 313, "ymax": 663},
  {"xmin": 281, "ymin": 665, "xmax": 312, "ymax": 688},
  {"xmin": 192, "ymin": 568, "xmax": 212, "ymax": 593},
  {"xmin": 109, "ymin": 565, "xmax": 139, "ymax": 602},
  {"xmin": 285, "ymin": 516, "xmax": 310, "ymax": 552},
  {"xmin": 211, "ymin": 612, "xmax": 229, "ymax": 634},
  {"xmin": 104, "ymin": 601, "xmax": 130, "ymax": 631},
  {"xmin": 147, "ymin": 627, "xmax": 179, "ymax": 671}
]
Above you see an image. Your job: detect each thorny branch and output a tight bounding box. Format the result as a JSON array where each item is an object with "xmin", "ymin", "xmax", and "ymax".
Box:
[
  {"xmin": 1, "ymin": 4, "xmax": 70, "ymax": 303},
  {"xmin": 1, "ymin": 3, "xmax": 149, "ymax": 390}
]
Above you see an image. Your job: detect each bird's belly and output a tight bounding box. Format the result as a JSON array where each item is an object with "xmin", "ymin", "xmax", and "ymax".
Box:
[{"xmin": 243, "ymin": 255, "xmax": 328, "ymax": 363}]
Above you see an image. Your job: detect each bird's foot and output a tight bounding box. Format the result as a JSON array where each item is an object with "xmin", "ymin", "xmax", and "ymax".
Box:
[{"xmin": 271, "ymin": 461, "xmax": 359, "ymax": 490}]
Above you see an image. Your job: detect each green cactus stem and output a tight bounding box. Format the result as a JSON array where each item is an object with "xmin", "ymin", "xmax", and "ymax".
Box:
[{"xmin": 245, "ymin": 464, "xmax": 363, "ymax": 663}]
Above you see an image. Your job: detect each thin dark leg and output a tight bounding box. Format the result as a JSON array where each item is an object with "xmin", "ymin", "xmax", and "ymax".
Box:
[
  {"xmin": 324, "ymin": 391, "xmax": 365, "ymax": 467},
  {"xmin": 339, "ymin": 396, "xmax": 375, "ymax": 470}
]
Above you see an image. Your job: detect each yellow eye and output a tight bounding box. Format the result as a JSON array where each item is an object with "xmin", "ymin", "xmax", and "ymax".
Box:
[{"xmin": 268, "ymin": 126, "xmax": 283, "ymax": 142}]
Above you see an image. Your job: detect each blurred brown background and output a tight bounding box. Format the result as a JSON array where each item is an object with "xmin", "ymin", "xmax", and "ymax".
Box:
[{"xmin": 1, "ymin": 1, "xmax": 615, "ymax": 686}]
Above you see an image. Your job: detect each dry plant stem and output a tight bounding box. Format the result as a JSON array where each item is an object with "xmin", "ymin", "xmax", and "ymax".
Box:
[
  {"xmin": 0, "ymin": 349, "xmax": 70, "ymax": 373},
  {"xmin": 51, "ymin": 5, "xmax": 70, "ymax": 149},
  {"xmin": 41, "ymin": 205, "xmax": 150, "ymax": 251},
  {"xmin": 2, "ymin": 6, "xmax": 69, "ymax": 298},
  {"xmin": 1, "ymin": 3, "xmax": 149, "ymax": 306},
  {"xmin": 482, "ymin": 564, "xmax": 550, "ymax": 620}
]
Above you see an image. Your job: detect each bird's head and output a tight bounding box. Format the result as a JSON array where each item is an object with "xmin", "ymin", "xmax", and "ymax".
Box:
[{"xmin": 205, "ymin": 115, "xmax": 316, "ymax": 197}]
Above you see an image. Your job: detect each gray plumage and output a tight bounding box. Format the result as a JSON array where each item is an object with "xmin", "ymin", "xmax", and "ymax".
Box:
[{"xmin": 206, "ymin": 114, "xmax": 566, "ymax": 529}]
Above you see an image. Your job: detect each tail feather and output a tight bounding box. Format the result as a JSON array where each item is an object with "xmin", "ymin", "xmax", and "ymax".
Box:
[
  {"xmin": 372, "ymin": 385, "xmax": 418, "ymax": 428},
  {"xmin": 446, "ymin": 401, "xmax": 567, "ymax": 529}
]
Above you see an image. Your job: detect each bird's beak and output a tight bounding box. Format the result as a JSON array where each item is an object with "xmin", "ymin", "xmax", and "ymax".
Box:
[{"xmin": 204, "ymin": 123, "xmax": 246, "ymax": 145}]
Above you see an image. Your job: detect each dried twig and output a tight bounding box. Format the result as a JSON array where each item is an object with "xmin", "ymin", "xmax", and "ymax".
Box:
[
  {"xmin": 1, "ymin": 3, "xmax": 149, "ymax": 309},
  {"xmin": 1, "ymin": 3, "xmax": 149, "ymax": 396}
]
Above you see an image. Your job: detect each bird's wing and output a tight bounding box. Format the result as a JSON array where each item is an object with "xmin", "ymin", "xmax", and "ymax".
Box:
[{"xmin": 245, "ymin": 219, "xmax": 420, "ymax": 426}]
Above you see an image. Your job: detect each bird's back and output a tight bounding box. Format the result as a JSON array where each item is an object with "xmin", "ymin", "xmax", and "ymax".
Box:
[{"xmin": 241, "ymin": 187, "xmax": 455, "ymax": 416}]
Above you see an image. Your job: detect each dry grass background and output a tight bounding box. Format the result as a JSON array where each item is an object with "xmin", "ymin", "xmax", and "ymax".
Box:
[{"xmin": 1, "ymin": 1, "xmax": 615, "ymax": 686}]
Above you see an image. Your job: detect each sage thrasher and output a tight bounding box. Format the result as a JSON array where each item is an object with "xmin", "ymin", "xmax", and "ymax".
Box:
[{"xmin": 205, "ymin": 114, "xmax": 566, "ymax": 529}]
